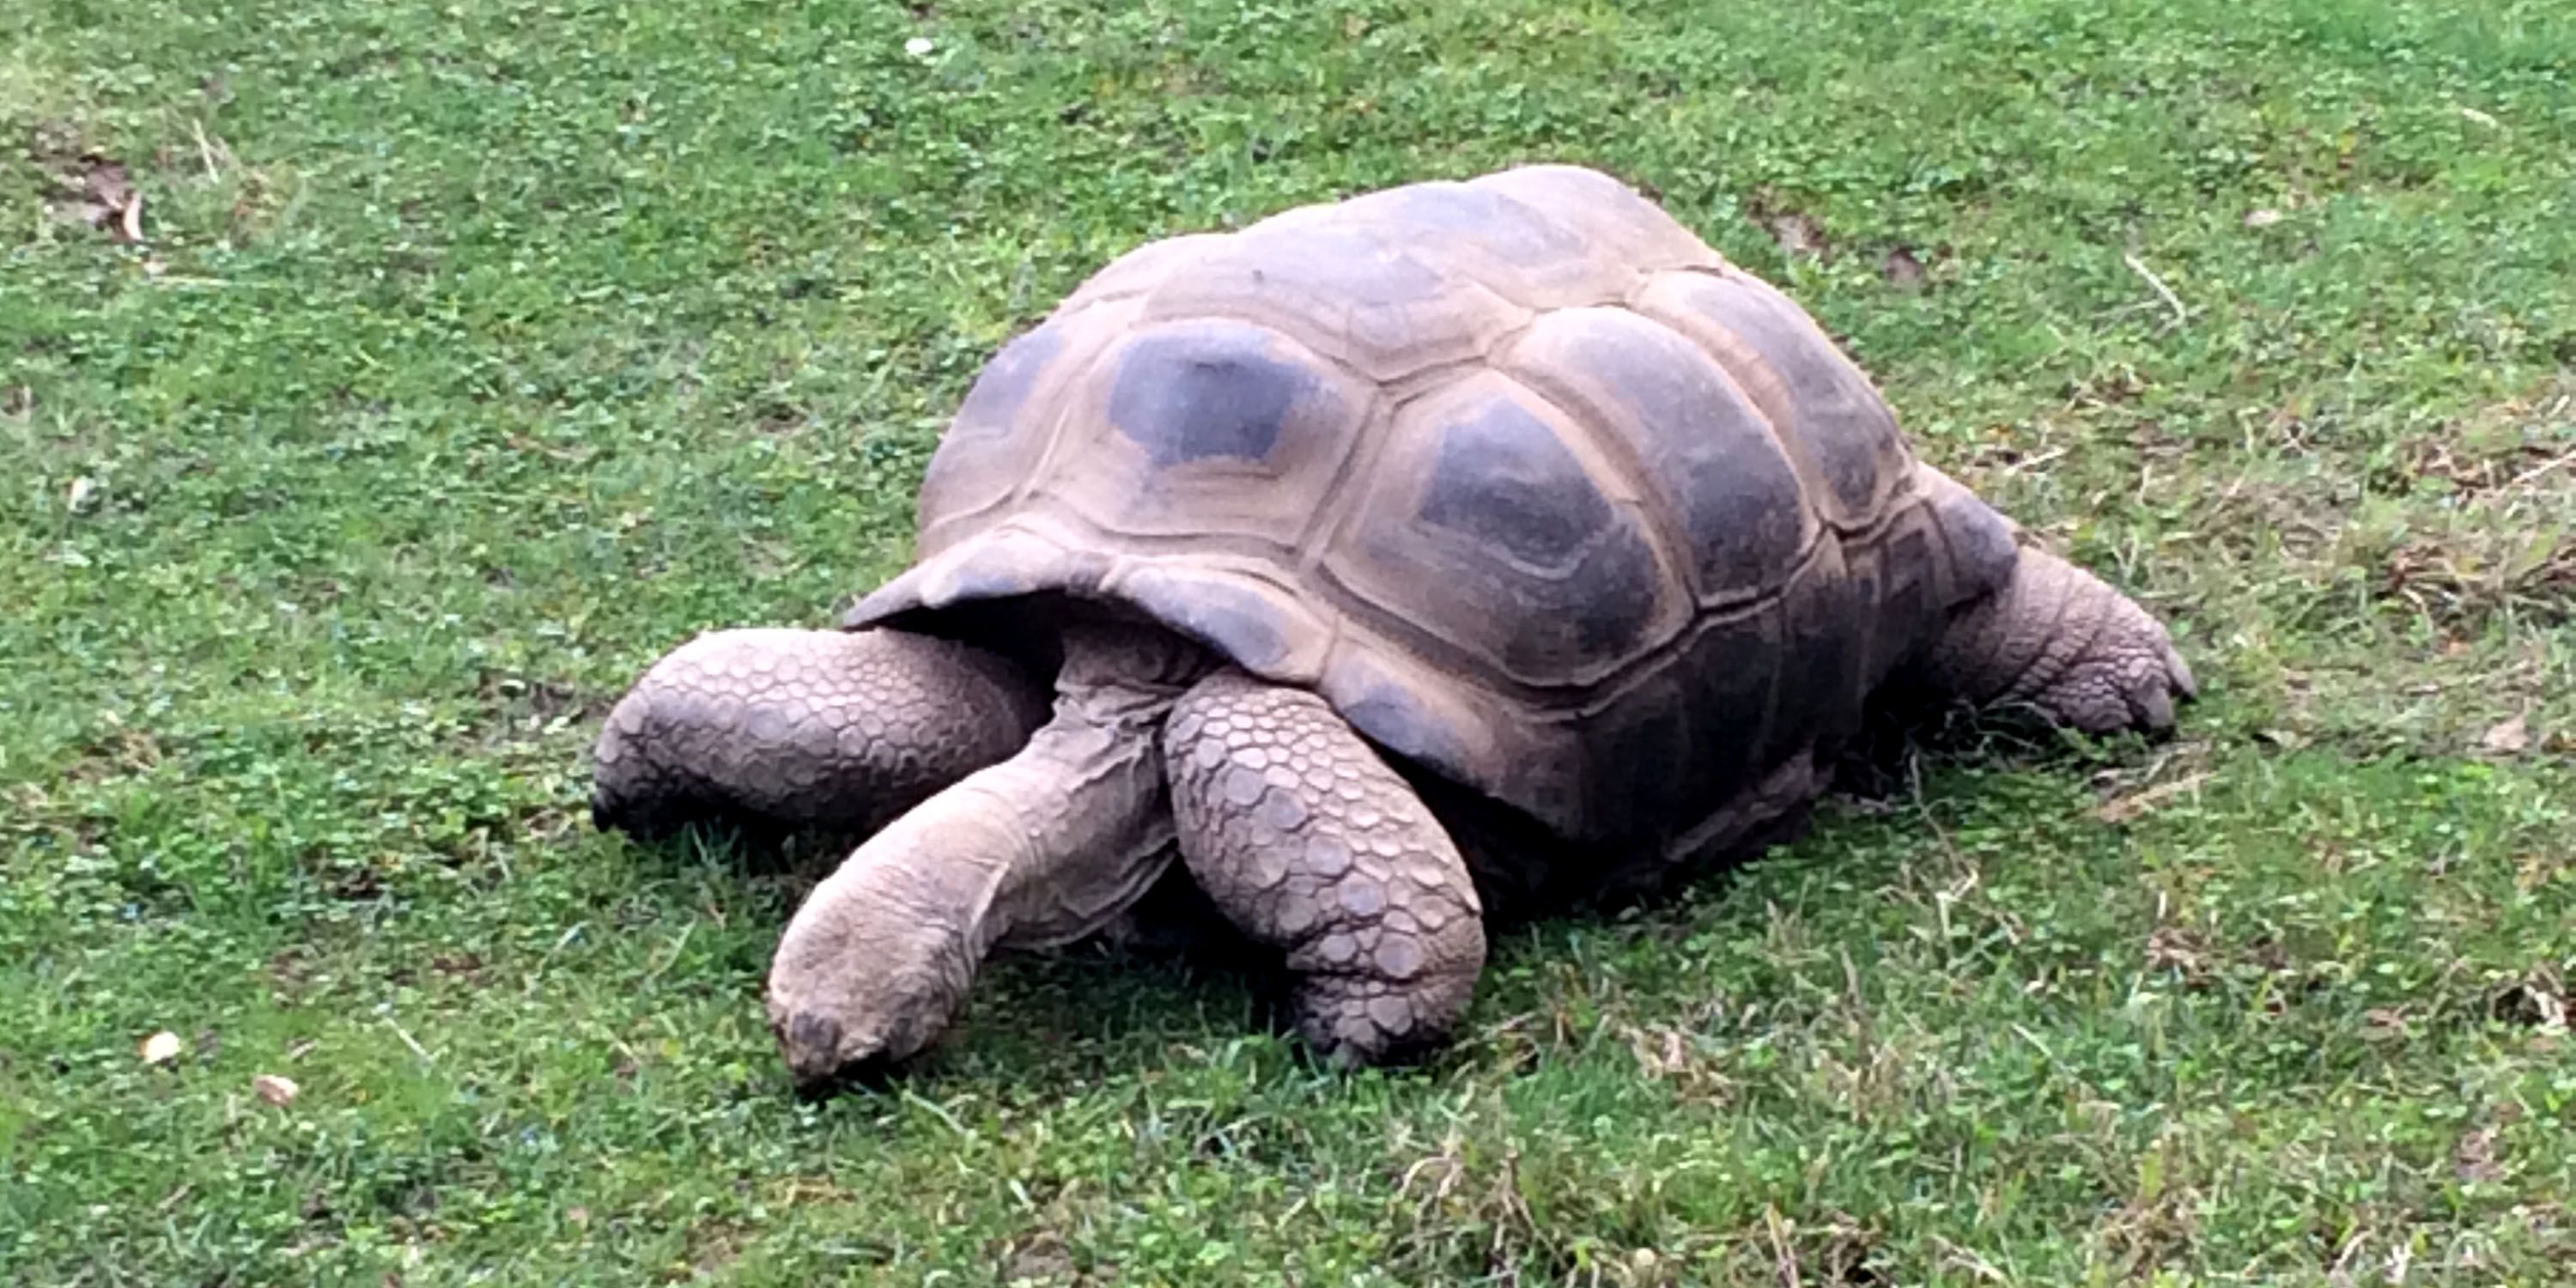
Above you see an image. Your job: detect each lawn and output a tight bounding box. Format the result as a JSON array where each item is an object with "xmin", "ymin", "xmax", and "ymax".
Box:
[{"xmin": 4, "ymin": 0, "xmax": 2573, "ymax": 1281}]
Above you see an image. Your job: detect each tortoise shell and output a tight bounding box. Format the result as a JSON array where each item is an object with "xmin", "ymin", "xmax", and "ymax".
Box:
[{"xmin": 846, "ymin": 166, "xmax": 2018, "ymax": 854}]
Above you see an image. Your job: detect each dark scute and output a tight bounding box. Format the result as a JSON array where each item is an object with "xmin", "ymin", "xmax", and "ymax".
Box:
[
  {"xmin": 1106, "ymin": 324, "xmax": 1313, "ymax": 466},
  {"xmin": 1417, "ymin": 392, "xmax": 1662, "ymax": 660},
  {"xmin": 1673, "ymin": 612, "xmax": 1780, "ymax": 799},
  {"xmin": 1765, "ymin": 549, "xmax": 1872, "ymax": 762},
  {"xmin": 1679, "ymin": 275, "xmax": 1901, "ymax": 519},
  {"xmin": 1577, "ymin": 669, "xmax": 1693, "ymax": 839},
  {"xmin": 1422, "ymin": 396, "xmax": 1610, "ymax": 572},
  {"xmin": 951, "ymin": 322, "xmax": 1065, "ymax": 437},
  {"xmin": 1528, "ymin": 313, "xmax": 1809, "ymax": 596},
  {"xmin": 1866, "ymin": 523, "xmax": 1938, "ymax": 685},
  {"xmin": 1580, "ymin": 613, "xmax": 1780, "ymax": 847}
]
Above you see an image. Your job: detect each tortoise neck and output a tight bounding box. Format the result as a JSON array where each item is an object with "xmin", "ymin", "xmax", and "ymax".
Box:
[
  {"xmin": 764, "ymin": 680, "xmax": 1178, "ymax": 1084},
  {"xmin": 1055, "ymin": 619, "xmax": 1218, "ymax": 708}
]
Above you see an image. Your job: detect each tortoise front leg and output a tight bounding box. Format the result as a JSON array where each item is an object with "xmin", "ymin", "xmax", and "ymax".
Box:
[
  {"xmin": 1925, "ymin": 546, "xmax": 2197, "ymax": 736},
  {"xmin": 1163, "ymin": 670, "xmax": 1486, "ymax": 1065},
  {"xmin": 591, "ymin": 627, "xmax": 1047, "ymax": 842}
]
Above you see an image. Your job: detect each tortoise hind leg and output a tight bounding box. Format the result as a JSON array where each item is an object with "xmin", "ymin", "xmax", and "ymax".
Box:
[
  {"xmin": 1162, "ymin": 670, "xmax": 1486, "ymax": 1065},
  {"xmin": 1924, "ymin": 545, "xmax": 2196, "ymax": 736},
  {"xmin": 592, "ymin": 628, "xmax": 1047, "ymax": 843}
]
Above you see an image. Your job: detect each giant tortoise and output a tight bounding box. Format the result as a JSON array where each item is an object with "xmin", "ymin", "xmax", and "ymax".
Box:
[{"xmin": 591, "ymin": 164, "xmax": 2194, "ymax": 1091}]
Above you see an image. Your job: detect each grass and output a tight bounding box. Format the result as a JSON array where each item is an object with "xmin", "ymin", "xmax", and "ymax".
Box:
[{"xmin": 3, "ymin": 0, "xmax": 2573, "ymax": 1281}]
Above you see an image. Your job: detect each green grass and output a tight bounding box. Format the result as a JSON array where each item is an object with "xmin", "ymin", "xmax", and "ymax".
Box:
[{"xmin": 4, "ymin": 0, "xmax": 2573, "ymax": 1281}]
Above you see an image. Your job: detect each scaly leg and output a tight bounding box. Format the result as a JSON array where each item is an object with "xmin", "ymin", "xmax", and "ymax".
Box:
[
  {"xmin": 1163, "ymin": 670, "xmax": 1486, "ymax": 1065},
  {"xmin": 591, "ymin": 627, "xmax": 1046, "ymax": 841},
  {"xmin": 1925, "ymin": 546, "xmax": 2196, "ymax": 735}
]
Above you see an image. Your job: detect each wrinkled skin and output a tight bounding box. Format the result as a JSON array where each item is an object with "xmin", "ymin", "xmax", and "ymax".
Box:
[
  {"xmin": 1922, "ymin": 546, "xmax": 2197, "ymax": 732},
  {"xmin": 755, "ymin": 623, "xmax": 1201, "ymax": 1084},
  {"xmin": 592, "ymin": 550, "xmax": 2191, "ymax": 1090}
]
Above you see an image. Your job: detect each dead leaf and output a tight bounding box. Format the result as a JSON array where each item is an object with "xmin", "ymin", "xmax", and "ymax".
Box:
[
  {"xmin": 82, "ymin": 159, "xmax": 132, "ymax": 210},
  {"xmin": 46, "ymin": 155, "xmax": 147, "ymax": 242},
  {"xmin": 2144, "ymin": 926, "xmax": 2209, "ymax": 980},
  {"xmin": 2095, "ymin": 771, "xmax": 2214, "ymax": 824},
  {"xmin": 1768, "ymin": 211, "xmax": 1827, "ymax": 258},
  {"xmin": 2455, "ymin": 1127, "xmax": 2501, "ymax": 1183},
  {"xmin": 253, "ymin": 1073, "xmax": 300, "ymax": 1106},
  {"xmin": 1880, "ymin": 246, "xmax": 1925, "ymax": 289},
  {"xmin": 139, "ymin": 1030, "xmax": 183, "ymax": 1065},
  {"xmin": 2243, "ymin": 208, "xmax": 2283, "ymax": 228},
  {"xmin": 1000, "ymin": 1230, "xmax": 1077, "ymax": 1282},
  {"xmin": 2480, "ymin": 715, "xmax": 2530, "ymax": 755},
  {"xmin": 2494, "ymin": 978, "xmax": 2568, "ymax": 1030},
  {"xmin": 2360, "ymin": 1007, "xmax": 2409, "ymax": 1041}
]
